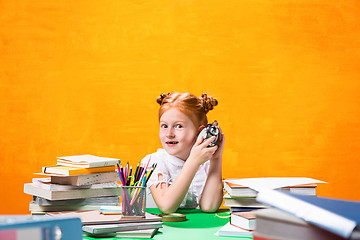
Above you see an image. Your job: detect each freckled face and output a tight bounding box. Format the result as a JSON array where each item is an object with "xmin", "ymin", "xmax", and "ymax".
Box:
[{"xmin": 159, "ymin": 108, "xmax": 198, "ymax": 161}]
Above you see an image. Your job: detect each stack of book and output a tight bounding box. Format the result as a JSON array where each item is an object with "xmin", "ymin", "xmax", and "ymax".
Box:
[
  {"xmin": 24, "ymin": 154, "xmax": 122, "ymax": 214},
  {"xmin": 215, "ymin": 211, "xmax": 255, "ymax": 238},
  {"xmin": 48, "ymin": 210, "xmax": 163, "ymax": 238},
  {"xmin": 223, "ymin": 179, "xmax": 319, "ymax": 213},
  {"xmin": 216, "ymin": 177, "xmax": 325, "ymax": 238},
  {"xmin": 254, "ymin": 189, "xmax": 360, "ymax": 240}
]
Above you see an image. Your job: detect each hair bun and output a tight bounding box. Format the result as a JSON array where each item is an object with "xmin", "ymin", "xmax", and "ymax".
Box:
[
  {"xmin": 156, "ymin": 93, "xmax": 169, "ymax": 105},
  {"xmin": 199, "ymin": 93, "xmax": 218, "ymax": 113}
]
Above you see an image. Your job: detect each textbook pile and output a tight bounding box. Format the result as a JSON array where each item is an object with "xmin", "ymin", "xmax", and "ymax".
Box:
[
  {"xmin": 254, "ymin": 189, "xmax": 360, "ymax": 240},
  {"xmin": 215, "ymin": 177, "xmax": 325, "ymax": 238},
  {"xmin": 23, "ymin": 154, "xmax": 122, "ymax": 214},
  {"xmin": 223, "ymin": 178, "xmax": 319, "ymax": 213}
]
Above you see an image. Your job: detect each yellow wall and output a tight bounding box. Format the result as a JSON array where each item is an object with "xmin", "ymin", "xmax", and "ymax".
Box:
[{"xmin": 1, "ymin": 0, "xmax": 359, "ymax": 214}]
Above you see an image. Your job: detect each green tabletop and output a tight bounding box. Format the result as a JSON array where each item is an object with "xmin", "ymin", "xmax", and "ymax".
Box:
[{"xmin": 83, "ymin": 208, "xmax": 252, "ymax": 240}]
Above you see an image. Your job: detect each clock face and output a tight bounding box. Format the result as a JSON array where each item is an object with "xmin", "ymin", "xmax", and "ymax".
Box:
[{"xmin": 196, "ymin": 124, "xmax": 219, "ymax": 147}]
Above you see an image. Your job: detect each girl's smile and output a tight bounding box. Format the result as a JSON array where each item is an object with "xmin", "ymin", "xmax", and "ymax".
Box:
[{"xmin": 166, "ymin": 141, "xmax": 179, "ymax": 146}]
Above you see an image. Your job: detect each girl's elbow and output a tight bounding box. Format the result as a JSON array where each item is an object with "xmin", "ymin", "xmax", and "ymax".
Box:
[
  {"xmin": 200, "ymin": 205, "xmax": 219, "ymax": 213},
  {"xmin": 156, "ymin": 202, "xmax": 179, "ymax": 213},
  {"xmin": 159, "ymin": 206, "xmax": 178, "ymax": 213},
  {"xmin": 199, "ymin": 199, "xmax": 222, "ymax": 213}
]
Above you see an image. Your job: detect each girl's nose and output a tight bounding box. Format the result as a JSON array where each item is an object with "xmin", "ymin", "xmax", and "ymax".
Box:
[{"xmin": 166, "ymin": 127, "xmax": 175, "ymax": 138}]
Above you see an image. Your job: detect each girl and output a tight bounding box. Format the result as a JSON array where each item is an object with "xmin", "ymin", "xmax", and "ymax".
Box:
[{"xmin": 141, "ymin": 92, "xmax": 224, "ymax": 213}]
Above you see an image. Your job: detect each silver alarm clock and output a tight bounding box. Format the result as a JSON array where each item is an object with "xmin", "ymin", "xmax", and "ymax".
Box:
[{"xmin": 197, "ymin": 120, "xmax": 220, "ymax": 147}]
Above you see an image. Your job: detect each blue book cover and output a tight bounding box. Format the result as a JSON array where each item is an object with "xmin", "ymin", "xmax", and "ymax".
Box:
[
  {"xmin": 257, "ymin": 189, "xmax": 360, "ymax": 239},
  {"xmin": 0, "ymin": 215, "xmax": 82, "ymax": 240},
  {"xmin": 285, "ymin": 192, "xmax": 360, "ymax": 224}
]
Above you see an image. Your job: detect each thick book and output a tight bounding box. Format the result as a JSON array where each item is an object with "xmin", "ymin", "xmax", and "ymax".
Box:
[
  {"xmin": 223, "ymin": 193, "xmax": 267, "ymax": 208},
  {"xmin": 82, "ymin": 221, "xmax": 163, "ymax": 235},
  {"xmin": 230, "ymin": 212, "xmax": 256, "ymax": 231},
  {"xmin": 40, "ymin": 165, "xmax": 115, "ymax": 176},
  {"xmin": 32, "ymin": 178, "xmax": 118, "ymax": 191},
  {"xmin": 33, "ymin": 196, "xmax": 120, "ymax": 206},
  {"xmin": 29, "ymin": 201, "xmax": 114, "ymax": 213},
  {"xmin": 224, "ymin": 182, "xmax": 257, "ymax": 197},
  {"xmin": 225, "ymin": 177, "xmax": 325, "ymax": 191},
  {"xmin": 0, "ymin": 215, "xmax": 82, "ymax": 240},
  {"xmin": 24, "ymin": 183, "xmax": 122, "ymax": 200},
  {"xmin": 214, "ymin": 222, "xmax": 253, "ymax": 238},
  {"xmin": 84, "ymin": 228, "xmax": 159, "ymax": 238},
  {"xmin": 256, "ymin": 189, "xmax": 360, "ymax": 239},
  {"xmin": 57, "ymin": 154, "xmax": 120, "ymax": 168},
  {"xmin": 224, "ymin": 181, "xmax": 318, "ymax": 197},
  {"xmin": 230, "ymin": 207, "xmax": 265, "ymax": 213},
  {"xmin": 254, "ymin": 208, "xmax": 347, "ymax": 240},
  {"xmin": 50, "ymin": 172, "xmax": 119, "ymax": 186},
  {"xmin": 47, "ymin": 210, "xmax": 162, "ymax": 225}
]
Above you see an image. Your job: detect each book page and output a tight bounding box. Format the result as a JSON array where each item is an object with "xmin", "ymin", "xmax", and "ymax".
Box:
[
  {"xmin": 225, "ymin": 177, "xmax": 326, "ymax": 191},
  {"xmin": 58, "ymin": 155, "xmax": 120, "ymax": 163}
]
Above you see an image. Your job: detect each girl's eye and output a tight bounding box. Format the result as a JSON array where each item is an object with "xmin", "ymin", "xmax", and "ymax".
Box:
[
  {"xmin": 175, "ymin": 124, "xmax": 183, "ymax": 129},
  {"xmin": 161, "ymin": 124, "xmax": 168, "ymax": 128}
]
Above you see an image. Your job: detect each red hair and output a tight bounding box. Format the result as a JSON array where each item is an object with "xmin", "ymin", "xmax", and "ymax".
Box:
[{"xmin": 156, "ymin": 92, "xmax": 218, "ymax": 127}]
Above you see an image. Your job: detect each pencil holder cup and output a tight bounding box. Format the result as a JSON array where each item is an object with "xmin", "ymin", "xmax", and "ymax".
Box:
[{"xmin": 121, "ymin": 186, "xmax": 146, "ymax": 218}]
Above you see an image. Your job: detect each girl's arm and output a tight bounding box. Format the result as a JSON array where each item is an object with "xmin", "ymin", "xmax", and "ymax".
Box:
[
  {"xmin": 150, "ymin": 136, "xmax": 218, "ymax": 213},
  {"xmin": 199, "ymin": 132, "xmax": 225, "ymax": 212}
]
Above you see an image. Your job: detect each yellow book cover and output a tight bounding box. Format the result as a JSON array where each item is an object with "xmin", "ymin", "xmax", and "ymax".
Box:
[{"xmin": 41, "ymin": 165, "xmax": 115, "ymax": 176}]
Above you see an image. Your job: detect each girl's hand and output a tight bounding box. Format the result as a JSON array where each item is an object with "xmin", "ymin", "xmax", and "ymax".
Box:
[{"xmin": 188, "ymin": 136, "xmax": 218, "ymax": 166}]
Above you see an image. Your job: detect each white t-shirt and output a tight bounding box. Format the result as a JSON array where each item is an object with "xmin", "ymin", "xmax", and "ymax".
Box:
[{"xmin": 141, "ymin": 148, "xmax": 210, "ymax": 209}]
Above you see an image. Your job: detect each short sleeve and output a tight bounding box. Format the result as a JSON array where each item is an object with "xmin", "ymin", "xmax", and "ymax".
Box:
[
  {"xmin": 203, "ymin": 160, "xmax": 210, "ymax": 175},
  {"xmin": 141, "ymin": 153, "xmax": 171, "ymax": 188}
]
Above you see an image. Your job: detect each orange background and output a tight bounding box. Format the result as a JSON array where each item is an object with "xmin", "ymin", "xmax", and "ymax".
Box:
[{"xmin": 1, "ymin": 0, "xmax": 359, "ymax": 214}]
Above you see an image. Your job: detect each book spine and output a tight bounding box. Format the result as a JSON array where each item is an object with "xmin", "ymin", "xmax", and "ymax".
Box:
[
  {"xmin": 43, "ymin": 166, "xmax": 115, "ymax": 176},
  {"xmin": 51, "ymin": 172, "xmax": 118, "ymax": 186},
  {"xmin": 68, "ymin": 166, "xmax": 115, "ymax": 175},
  {"xmin": 29, "ymin": 202, "xmax": 116, "ymax": 212},
  {"xmin": 256, "ymin": 189, "xmax": 356, "ymax": 239},
  {"xmin": 36, "ymin": 182, "xmax": 118, "ymax": 191},
  {"xmin": 57, "ymin": 160, "xmax": 119, "ymax": 168},
  {"xmin": 84, "ymin": 222, "xmax": 163, "ymax": 234},
  {"xmin": 0, "ymin": 217, "xmax": 82, "ymax": 240},
  {"xmin": 24, "ymin": 183, "xmax": 122, "ymax": 200},
  {"xmin": 34, "ymin": 196, "xmax": 120, "ymax": 206}
]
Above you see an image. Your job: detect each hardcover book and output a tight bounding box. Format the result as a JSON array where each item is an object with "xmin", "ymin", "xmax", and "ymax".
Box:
[
  {"xmin": 254, "ymin": 208, "xmax": 347, "ymax": 240},
  {"xmin": 0, "ymin": 215, "xmax": 82, "ymax": 240},
  {"xmin": 83, "ymin": 228, "xmax": 159, "ymax": 238},
  {"xmin": 50, "ymin": 172, "xmax": 119, "ymax": 186},
  {"xmin": 32, "ymin": 178, "xmax": 118, "ymax": 191},
  {"xmin": 82, "ymin": 221, "xmax": 163, "ymax": 235},
  {"xmin": 40, "ymin": 165, "xmax": 115, "ymax": 176},
  {"xmin": 57, "ymin": 154, "xmax": 120, "ymax": 168},
  {"xmin": 24, "ymin": 183, "xmax": 121, "ymax": 200},
  {"xmin": 256, "ymin": 189, "xmax": 360, "ymax": 239},
  {"xmin": 215, "ymin": 222, "xmax": 253, "ymax": 238},
  {"xmin": 33, "ymin": 196, "xmax": 120, "ymax": 206},
  {"xmin": 29, "ymin": 202, "xmax": 112, "ymax": 213},
  {"xmin": 223, "ymin": 193, "xmax": 267, "ymax": 208},
  {"xmin": 224, "ymin": 181, "xmax": 318, "ymax": 197},
  {"xmin": 47, "ymin": 210, "xmax": 162, "ymax": 225},
  {"xmin": 230, "ymin": 212, "xmax": 256, "ymax": 231}
]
